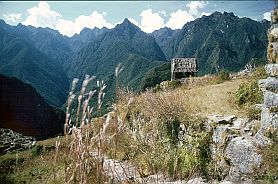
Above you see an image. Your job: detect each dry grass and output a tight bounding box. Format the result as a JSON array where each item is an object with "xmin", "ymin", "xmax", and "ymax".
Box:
[
  {"xmin": 125, "ymin": 78, "xmax": 249, "ymax": 120},
  {"xmin": 1, "ymin": 74, "xmax": 252, "ymax": 184},
  {"xmin": 183, "ymin": 78, "xmax": 248, "ymax": 117}
]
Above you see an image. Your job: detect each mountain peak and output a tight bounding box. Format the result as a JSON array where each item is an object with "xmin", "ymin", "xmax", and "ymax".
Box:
[
  {"xmin": 114, "ymin": 18, "xmax": 141, "ymax": 34},
  {"xmin": 210, "ymin": 11, "xmax": 223, "ymax": 17},
  {"xmin": 123, "ymin": 18, "xmax": 132, "ymax": 25}
]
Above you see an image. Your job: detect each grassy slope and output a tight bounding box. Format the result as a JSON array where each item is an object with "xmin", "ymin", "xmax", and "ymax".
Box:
[
  {"xmin": 0, "ymin": 77, "xmax": 249, "ymax": 183},
  {"xmin": 183, "ymin": 78, "xmax": 248, "ymax": 117}
]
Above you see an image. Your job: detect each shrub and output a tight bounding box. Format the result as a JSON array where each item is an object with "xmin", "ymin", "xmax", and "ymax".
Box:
[
  {"xmin": 0, "ymin": 156, "xmax": 24, "ymax": 174},
  {"xmin": 32, "ymin": 145, "xmax": 43, "ymax": 157},
  {"xmin": 235, "ymin": 80, "xmax": 263, "ymax": 106},
  {"xmin": 247, "ymin": 107, "xmax": 261, "ymax": 120},
  {"xmin": 217, "ymin": 70, "xmax": 230, "ymax": 83},
  {"xmin": 255, "ymin": 131, "xmax": 278, "ymax": 183},
  {"xmin": 255, "ymin": 120, "xmax": 278, "ymax": 182},
  {"xmin": 157, "ymin": 80, "xmax": 182, "ymax": 92},
  {"xmin": 0, "ymin": 174, "xmax": 15, "ymax": 184},
  {"xmin": 252, "ymin": 66, "xmax": 268, "ymax": 80}
]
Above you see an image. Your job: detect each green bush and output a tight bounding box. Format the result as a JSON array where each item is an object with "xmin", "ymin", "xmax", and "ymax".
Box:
[
  {"xmin": 152, "ymin": 80, "xmax": 181, "ymax": 92},
  {"xmin": 255, "ymin": 129, "xmax": 278, "ymax": 183},
  {"xmin": 0, "ymin": 156, "xmax": 24, "ymax": 174},
  {"xmin": 216, "ymin": 70, "xmax": 230, "ymax": 83},
  {"xmin": 235, "ymin": 80, "xmax": 263, "ymax": 106},
  {"xmin": 256, "ymin": 143, "xmax": 278, "ymax": 182},
  {"xmin": 247, "ymin": 107, "xmax": 262, "ymax": 120},
  {"xmin": 32, "ymin": 145, "xmax": 43, "ymax": 157},
  {"xmin": 163, "ymin": 80, "xmax": 182, "ymax": 90},
  {"xmin": 252, "ymin": 66, "xmax": 268, "ymax": 80},
  {"xmin": 0, "ymin": 174, "xmax": 15, "ymax": 184}
]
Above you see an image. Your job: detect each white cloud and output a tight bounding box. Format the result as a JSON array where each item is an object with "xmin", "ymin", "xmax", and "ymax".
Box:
[
  {"xmin": 263, "ymin": 11, "xmax": 271, "ymax": 21},
  {"xmin": 165, "ymin": 9, "xmax": 194, "ymax": 29},
  {"xmin": 3, "ymin": 13, "xmax": 22, "ymax": 24},
  {"xmin": 23, "ymin": 2, "xmax": 61, "ymax": 29},
  {"xmin": 186, "ymin": 1, "xmax": 207, "ymax": 16},
  {"xmin": 127, "ymin": 18, "xmax": 140, "ymax": 27},
  {"xmin": 55, "ymin": 19, "xmax": 77, "ymax": 36},
  {"xmin": 164, "ymin": 1, "xmax": 207, "ymax": 30},
  {"xmin": 15, "ymin": 1, "xmax": 210, "ymax": 35},
  {"xmin": 201, "ymin": 12, "xmax": 212, "ymax": 17},
  {"xmin": 56, "ymin": 11, "xmax": 114, "ymax": 36},
  {"xmin": 21, "ymin": 2, "xmax": 114, "ymax": 37},
  {"xmin": 140, "ymin": 9, "xmax": 165, "ymax": 33}
]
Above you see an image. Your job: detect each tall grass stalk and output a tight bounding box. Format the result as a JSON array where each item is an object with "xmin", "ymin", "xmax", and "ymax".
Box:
[
  {"xmin": 114, "ymin": 63, "xmax": 123, "ymax": 159},
  {"xmin": 62, "ymin": 75, "xmax": 105, "ymax": 184}
]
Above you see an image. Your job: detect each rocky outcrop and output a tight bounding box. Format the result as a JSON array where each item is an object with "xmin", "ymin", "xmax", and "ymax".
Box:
[
  {"xmin": 206, "ymin": 115, "xmax": 262, "ymax": 183},
  {"xmin": 0, "ymin": 74, "xmax": 65, "ymax": 140},
  {"xmin": 0, "ymin": 128, "xmax": 36, "ymax": 154}
]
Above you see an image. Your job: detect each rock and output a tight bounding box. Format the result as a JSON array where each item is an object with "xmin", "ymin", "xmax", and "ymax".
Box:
[
  {"xmin": 207, "ymin": 115, "xmax": 236, "ymax": 125},
  {"xmin": 261, "ymin": 107, "xmax": 278, "ymax": 132},
  {"xmin": 265, "ymin": 64, "xmax": 278, "ymax": 77},
  {"xmin": 233, "ymin": 118, "xmax": 248, "ymax": 129},
  {"xmin": 254, "ymin": 131, "xmax": 271, "ymax": 146},
  {"xmin": 264, "ymin": 90, "xmax": 278, "ymax": 108},
  {"xmin": 212, "ymin": 125, "xmax": 230, "ymax": 145},
  {"xmin": 263, "ymin": 77, "xmax": 278, "ymax": 93},
  {"xmin": 225, "ymin": 137, "xmax": 261, "ymax": 181},
  {"xmin": 186, "ymin": 177, "xmax": 207, "ymax": 184},
  {"xmin": 219, "ymin": 181, "xmax": 235, "ymax": 184},
  {"xmin": 243, "ymin": 123, "xmax": 252, "ymax": 131}
]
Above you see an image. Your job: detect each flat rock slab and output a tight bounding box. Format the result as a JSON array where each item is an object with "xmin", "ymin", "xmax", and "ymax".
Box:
[
  {"xmin": 233, "ymin": 118, "xmax": 248, "ymax": 129},
  {"xmin": 225, "ymin": 137, "xmax": 261, "ymax": 175},
  {"xmin": 207, "ymin": 115, "xmax": 237, "ymax": 125}
]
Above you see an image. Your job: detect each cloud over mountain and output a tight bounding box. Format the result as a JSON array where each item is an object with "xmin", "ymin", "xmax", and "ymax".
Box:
[{"xmin": 21, "ymin": 2, "xmax": 113, "ymax": 37}]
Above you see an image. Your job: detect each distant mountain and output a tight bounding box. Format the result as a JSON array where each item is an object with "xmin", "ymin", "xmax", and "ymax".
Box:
[
  {"xmin": 70, "ymin": 27, "xmax": 109, "ymax": 52},
  {"xmin": 0, "ymin": 74, "xmax": 65, "ymax": 139},
  {"xmin": 0, "ymin": 23, "xmax": 69, "ymax": 107},
  {"xmin": 150, "ymin": 27, "xmax": 179, "ymax": 48},
  {"xmin": 140, "ymin": 62, "xmax": 171, "ymax": 90},
  {"xmin": 0, "ymin": 21, "xmax": 72, "ymax": 67},
  {"xmin": 162, "ymin": 12, "xmax": 270, "ymax": 75},
  {"xmin": 66, "ymin": 18, "xmax": 166, "ymax": 112},
  {"xmin": 68, "ymin": 18, "xmax": 166, "ymax": 86}
]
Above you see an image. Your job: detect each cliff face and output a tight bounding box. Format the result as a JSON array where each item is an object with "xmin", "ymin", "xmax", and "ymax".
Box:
[{"xmin": 0, "ymin": 74, "xmax": 65, "ymax": 140}]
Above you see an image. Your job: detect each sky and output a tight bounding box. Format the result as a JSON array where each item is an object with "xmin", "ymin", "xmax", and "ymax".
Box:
[{"xmin": 0, "ymin": 1, "xmax": 275, "ymax": 37}]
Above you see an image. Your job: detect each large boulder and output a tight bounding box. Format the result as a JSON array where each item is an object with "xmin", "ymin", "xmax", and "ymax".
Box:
[{"xmin": 225, "ymin": 137, "xmax": 261, "ymax": 182}]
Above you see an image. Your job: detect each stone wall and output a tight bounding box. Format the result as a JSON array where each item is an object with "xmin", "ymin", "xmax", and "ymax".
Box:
[
  {"xmin": 206, "ymin": 115, "xmax": 262, "ymax": 183},
  {"xmin": 268, "ymin": 7, "xmax": 278, "ymax": 63},
  {"xmin": 259, "ymin": 5, "xmax": 278, "ymax": 135}
]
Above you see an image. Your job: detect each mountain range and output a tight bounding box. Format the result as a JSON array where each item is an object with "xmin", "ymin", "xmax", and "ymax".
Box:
[
  {"xmin": 161, "ymin": 12, "xmax": 270, "ymax": 75},
  {"xmin": 0, "ymin": 12, "xmax": 270, "ymax": 113}
]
